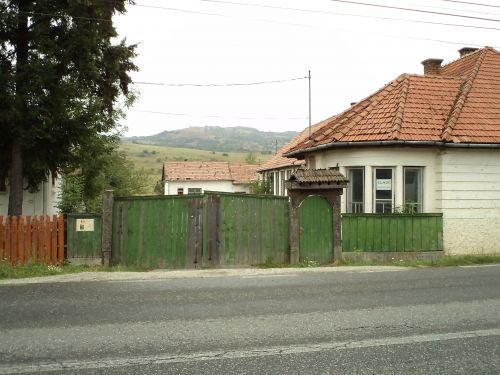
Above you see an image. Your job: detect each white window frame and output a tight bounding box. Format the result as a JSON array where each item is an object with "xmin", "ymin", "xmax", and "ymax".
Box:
[
  {"xmin": 403, "ymin": 167, "xmax": 423, "ymax": 213},
  {"xmin": 373, "ymin": 167, "xmax": 394, "ymax": 213},
  {"xmin": 346, "ymin": 167, "xmax": 364, "ymax": 213}
]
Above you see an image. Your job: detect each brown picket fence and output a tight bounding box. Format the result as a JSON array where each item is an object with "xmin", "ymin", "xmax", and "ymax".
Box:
[{"xmin": 0, "ymin": 215, "xmax": 64, "ymax": 266}]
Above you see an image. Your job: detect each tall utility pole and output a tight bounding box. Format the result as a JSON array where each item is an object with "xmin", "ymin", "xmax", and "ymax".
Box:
[{"xmin": 308, "ymin": 70, "xmax": 312, "ymax": 139}]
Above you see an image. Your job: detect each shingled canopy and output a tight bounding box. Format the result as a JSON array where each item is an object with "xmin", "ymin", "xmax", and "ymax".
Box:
[
  {"xmin": 286, "ymin": 167, "xmax": 349, "ymax": 190},
  {"xmin": 286, "ymin": 168, "xmax": 348, "ymax": 264}
]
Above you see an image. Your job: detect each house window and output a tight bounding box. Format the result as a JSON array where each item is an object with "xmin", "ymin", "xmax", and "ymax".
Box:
[
  {"xmin": 188, "ymin": 188, "xmax": 202, "ymax": 194},
  {"xmin": 274, "ymin": 172, "xmax": 279, "ymax": 195},
  {"xmin": 404, "ymin": 167, "xmax": 423, "ymax": 213},
  {"xmin": 347, "ymin": 168, "xmax": 364, "ymax": 213},
  {"xmin": 374, "ymin": 168, "xmax": 393, "ymax": 213},
  {"xmin": 177, "ymin": 188, "xmax": 184, "ymax": 195}
]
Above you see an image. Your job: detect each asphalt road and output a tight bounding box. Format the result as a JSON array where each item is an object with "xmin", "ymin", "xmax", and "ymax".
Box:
[{"xmin": 0, "ymin": 265, "xmax": 499, "ymax": 374}]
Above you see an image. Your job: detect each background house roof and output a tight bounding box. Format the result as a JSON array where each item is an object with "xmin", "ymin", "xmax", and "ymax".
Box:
[
  {"xmin": 258, "ymin": 119, "xmax": 334, "ymax": 172},
  {"xmin": 229, "ymin": 163, "xmax": 259, "ymax": 185},
  {"xmin": 163, "ymin": 161, "xmax": 258, "ymax": 184},
  {"xmin": 287, "ymin": 47, "xmax": 500, "ymax": 155}
]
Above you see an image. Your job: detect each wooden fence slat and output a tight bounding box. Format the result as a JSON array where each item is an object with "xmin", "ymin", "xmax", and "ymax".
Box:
[
  {"xmin": 51, "ymin": 215, "xmax": 57, "ymax": 265},
  {"xmin": 25, "ymin": 216, "xmax": 31, "ymax": 261},
  {"xmin": 58, "ymin": 215, "xmax": 64, "ymax": 265},
  {"xmin": 11, "ymin": 217, "xmax": 18, "ymax": 265},
  {"xmin": 39, "ymin": 217, "xmax": 45, "ymax": 261},
  {"xmin": 18, "ymin": 217, "xmax": 25, "ymax": 264},
  {"xmin": 45, "ymin": 216, "xmax": 51, "ymax": 264},
  {"xmin": 5, "ymin": 218, "xmax": 11, "ymax": 263},
  {"xmin": 32, "ymin": 217, "xmax": 39, "ymax": 261}
]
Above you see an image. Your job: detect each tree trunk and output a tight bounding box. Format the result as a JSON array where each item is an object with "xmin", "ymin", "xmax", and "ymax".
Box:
[
  {"xmin": 8, "ymin": 0, "xmax": 29, "ymax": 216},
  {"xmin": 8, "ymin": 141, "xmax": 24, "ymax": 216}
]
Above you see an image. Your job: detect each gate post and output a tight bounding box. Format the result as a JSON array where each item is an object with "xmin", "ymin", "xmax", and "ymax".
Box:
[{"xmin": 101, "ymin": 190, "xmax": 114, "ymax": 267}]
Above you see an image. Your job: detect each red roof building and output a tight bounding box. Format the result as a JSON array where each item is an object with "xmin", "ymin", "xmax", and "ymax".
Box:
[{"xmin": 283, "ymin": 47, "xmax": 500, "ymax": 256}]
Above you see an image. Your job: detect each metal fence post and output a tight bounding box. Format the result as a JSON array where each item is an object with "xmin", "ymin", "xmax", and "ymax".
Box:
[{"xmin": 101, "ymin": 190, "xmax": 114, "ymax": 267}]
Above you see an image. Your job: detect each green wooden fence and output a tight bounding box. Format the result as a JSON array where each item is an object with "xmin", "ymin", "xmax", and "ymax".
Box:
[
  {"xmin": 111, "ymin": 193, "xmax": 289, "ymax": 268},
  {"xmin": 66, "ymin": 214, "xmax": 102, "ymax": 260},
  {"xmin": 341, "ymin": 213, "xmax": 443, "ymax": 252},
  {"xmin": 212, "ymin": 193, "xmax": 289, "ymax": 266}
]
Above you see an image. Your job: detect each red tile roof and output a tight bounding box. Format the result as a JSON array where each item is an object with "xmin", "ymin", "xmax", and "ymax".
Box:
[
  {"xmin": 162, "ymin": 161, "xmax": 258, "ymax": 184},
  {"xmin": 229, "ymin": 163, "xmax": 259, "ymax": 184},
  {"xmin": 287, "ymin": 47, "xmax": 500, "ymax": 156}
]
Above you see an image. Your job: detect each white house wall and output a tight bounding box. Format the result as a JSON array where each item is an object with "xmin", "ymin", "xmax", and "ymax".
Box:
[
  {"xmin": 438, "ymin": 149, "xmax": 500, "ymax": 255},
  {"xmin": 314, "ymin": 147, "xmax": 441, "ymax": 214},
  {"xmin": 164, "ymin": 180, "xmax": 249, "ymax": 195},
  {"xmin": 0, "ymin": 177, "xmax": 60, "ymax": 217},
  {"xmin": 312, "ymin": 146, "xmax": 500, "ymax": 255}
]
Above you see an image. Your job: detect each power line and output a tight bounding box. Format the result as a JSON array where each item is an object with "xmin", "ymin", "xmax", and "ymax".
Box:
[
  {"xmin": 327, "ymin": 0, "xmax": 500, "ymax": 23},
  {"xmin": 440, "ymin": 0, "xmax": 500, "ymax": 9},
  {"xmin": 133, "ymin": 76, "xmax": 308, "ymax": 87},
  {"xmin": 133, "ymin": 109, "xmax": 307, "ymax": 121},
  {"xmin": 196, "ymin": 0, "xmax": 500, "ymax": 31}
]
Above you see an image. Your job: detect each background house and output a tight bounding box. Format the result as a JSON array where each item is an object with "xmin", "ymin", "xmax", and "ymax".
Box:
[
  {"xmin": 162, "ymin": 161, "xmax": 259, "ymax": 195},
  {"xmin": 258, "ymin": 121, "xmax": 332, "ymax": 196},
  {"xmin": 0, "ymin": 172, "xmax": 60, "ymax": 216},
  {"xmin": 286, "ymin": 47, "xmax": 500, "ymax": 255}
]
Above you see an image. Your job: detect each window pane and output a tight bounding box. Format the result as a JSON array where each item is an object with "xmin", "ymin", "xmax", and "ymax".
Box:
[
  {"xmin": 347, "ymin": 168, "xmax": 364, "ymax": 213},
  {"xmin": 374, "ymin": 168, "xmax": 393, "ymax": 213},
  {"xmin": 404, "ymin": 168, "xmax": 422, "ymax": 213}
]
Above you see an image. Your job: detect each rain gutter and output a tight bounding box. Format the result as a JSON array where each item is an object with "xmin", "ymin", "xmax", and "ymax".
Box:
[{"xmin": 284, "ymin": 140, "xmax": 500, "ymax": 158}]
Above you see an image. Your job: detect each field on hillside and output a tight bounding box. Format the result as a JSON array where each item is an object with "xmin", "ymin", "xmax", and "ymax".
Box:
[{"xmin": 120, "ymin": 141, "xmax": 272, "ymax": 194}]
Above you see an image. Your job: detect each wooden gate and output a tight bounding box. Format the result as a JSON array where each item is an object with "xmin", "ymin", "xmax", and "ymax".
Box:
[{"xmin": 299, "ymin": 195, "xmax": 333, "ymax": 264}]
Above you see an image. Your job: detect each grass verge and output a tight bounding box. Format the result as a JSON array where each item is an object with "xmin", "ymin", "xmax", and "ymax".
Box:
[
  {"xmin": 0, "ymin": 260, "xmax": 150, "ymax": 280},
  {"xmin": 340, "ymin": 255, "xmax": 500, "ymax": 267},
  {"xmin": 255, "ymin": 255, "xmax": 500, "ymax": 269}
]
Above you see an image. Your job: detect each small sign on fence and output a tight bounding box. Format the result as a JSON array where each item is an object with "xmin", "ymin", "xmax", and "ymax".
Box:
[{"xmin": 76, "ymin": 218, "xmax": 95, "ymax": 232}]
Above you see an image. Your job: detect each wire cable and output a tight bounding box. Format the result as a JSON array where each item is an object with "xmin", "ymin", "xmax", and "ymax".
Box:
[
  {"xmin": 440, "ymin": 0, "xmax": 500, "ymax": 9},
  {"xmin": 133, "ymin": 76, "xmax": 308, "ymax": 87},
  {"xmin": 133, "ymin": 109, "xmax": 307, "ymax": 121},
  {"xmin": 327, "ymin": 0, "xmax": 500, "ymax": 23},
  {"xmin": 196, "ymin": 0, "xmax": 500, "ymax": 31}
]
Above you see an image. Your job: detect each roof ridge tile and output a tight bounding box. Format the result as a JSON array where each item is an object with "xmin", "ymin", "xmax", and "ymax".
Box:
[{"xmin": 441, "ymin": 48, "xmax": 487, "ymax": 141}]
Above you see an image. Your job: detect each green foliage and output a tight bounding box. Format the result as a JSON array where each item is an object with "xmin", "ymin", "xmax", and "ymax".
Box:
[
  {"xmin": 58, "ymin": 145, "xmax": 150, "ymax": 213},
  {"xmin": 249, "ymin": 177, "xmax": 272, "ymax": 195},
  {"xmin": 0, "ymin": 1, "xmax": 137, "ymax": 214},
  {"xmin": 245, "ymin": 152, "xmax": 257, "ymax": 164},
  {"xmin": 153, "ymin": 180, "xmax": 164, "ymax": 195},
  {"xmin": 0, "ymin": 260, "xmax": 150, "ymax": 280}
]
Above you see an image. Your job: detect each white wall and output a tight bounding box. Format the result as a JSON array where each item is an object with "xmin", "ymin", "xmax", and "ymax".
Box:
[
  {"xmin": 0, "ymin": 174, "xmax": 60, "ymax": 217},
  {"xmin": 313, "ymin": 146, "xmax": 500, "ymax": 255},
  {"xmin": 437, "ymin": 148, "xmax": 500, "ymax": 255},
  {"xmin": 164, "ymin": 180, "xmax": 249, "ymax": 195},
  {"xmin": 315, "ymin": 147, "xmax": 441, "ymax": 214}
]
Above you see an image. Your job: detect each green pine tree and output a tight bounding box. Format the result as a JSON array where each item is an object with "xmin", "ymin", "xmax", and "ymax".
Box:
[{"xmin": 0, "ymin": 0, "xmax": 137, "ymax": 215}]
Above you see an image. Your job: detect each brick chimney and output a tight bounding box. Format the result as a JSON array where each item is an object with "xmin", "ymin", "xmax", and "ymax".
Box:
[
  {"xmin": 458, "ymin": 47, "xmax": 478, "ymax": 58},
  {"xmin": 421, "ymin": 58, "xmax": 443, "ymax": 75}
]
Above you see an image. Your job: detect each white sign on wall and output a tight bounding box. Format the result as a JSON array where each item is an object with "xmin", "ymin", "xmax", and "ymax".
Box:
[
  {"xmin": 76, "ymin": 218, "xmax": 95, "ymax": 232},
  {"xmin": 376, "ymin": 179, "xmax": 392, "ymax": 191}
]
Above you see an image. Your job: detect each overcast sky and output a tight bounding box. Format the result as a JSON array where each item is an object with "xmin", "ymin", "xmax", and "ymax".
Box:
[{"xmin": 115, "ymin": 0, "xmax": 500, "ymax": 137}]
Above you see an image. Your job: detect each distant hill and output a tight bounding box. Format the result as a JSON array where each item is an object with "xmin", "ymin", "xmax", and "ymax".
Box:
[{"xmin": 124, "ymin": 126, "xmax": 298, "ymax": 153}]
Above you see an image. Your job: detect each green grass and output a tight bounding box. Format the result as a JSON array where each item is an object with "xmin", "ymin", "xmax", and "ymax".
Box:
[
  {"xmin": 120, "ymin": 141, "xmax": 271, "ymax": 194},
  {"xmin": 0, "ymin": 260, "xmax": 150, "ymax": 280},
  {"xmin": 340, "ymin": 255, "xmax": 500, "ymax": 267},
  {"xmin": 255, "ymin": 255, "xmax": 500, "ymax": 269}
]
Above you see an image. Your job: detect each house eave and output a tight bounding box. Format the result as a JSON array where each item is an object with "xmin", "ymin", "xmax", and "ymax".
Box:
[{"xmin": 284, "ymin": 140, "xmax": 500, "ymax": 157}]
